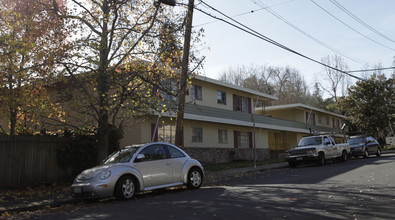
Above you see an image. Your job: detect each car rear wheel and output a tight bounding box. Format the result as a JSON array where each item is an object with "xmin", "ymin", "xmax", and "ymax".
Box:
[
  {"xmin": 340, "ymin": 150, "xmax": 347, "ymax": 162},
  {"xmin": 317, "ymin": 152, "xmax": 325, "ymax": 166},
  {"xmin": 115, "ymin": 175, "xmax": 136, "ymax": 200},
  {"xmin": 376, "ymin": 148, "xmax": 381, "ymax": 157},
  {"xmin": 187, "ymin": 167, "xmax": 203, "ymax": 189},
  {"xmin": 363, "ymin": 148, "xmax": 369, "ymax": 158}
]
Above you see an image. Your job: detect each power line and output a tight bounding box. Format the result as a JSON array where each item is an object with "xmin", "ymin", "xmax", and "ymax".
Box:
[
  {"xmin": 193, "ymin": 0, "xmax": 297, "ymax": 28},
  {"xmin": 194, "ymin": 0, "xmax": 365, "ymax": 81},
  {"xmin": 251, "ymin": 0, "xmax": 367, "ymax": 65},
  {"xmin": 310, "ymin": 0, "xmax": 395, "ymax": 52},
  {"xmin": 330, "ymin": 0, "xmax": 395, "ymax": 44},
  {"xmin": 347, "ymin": 67, "xmax": 395, "ymax": 74}
]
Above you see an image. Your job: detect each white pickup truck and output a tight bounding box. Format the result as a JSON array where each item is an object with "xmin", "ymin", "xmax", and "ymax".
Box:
[{"xmin": 285, "ymin": 135, "xmax": 350, "ymax": 167}]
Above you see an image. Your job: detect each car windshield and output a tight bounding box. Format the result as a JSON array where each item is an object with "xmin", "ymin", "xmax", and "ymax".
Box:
[
  {"xmin": 347, "ymin": 138, "xmax": 365, "ymax": 145},
  {"xmin": 298, "ymin": 137, "xmax": 322, "ymax": 147},
  {"xmin": 102, "ymin": 146, "xmax": 140, "ymax": 165}
]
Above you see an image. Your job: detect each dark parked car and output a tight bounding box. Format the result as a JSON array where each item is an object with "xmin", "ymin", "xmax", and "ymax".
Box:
[{"xmin": 347, "ymin": 136, "xmax": 381, "ymax": 158}]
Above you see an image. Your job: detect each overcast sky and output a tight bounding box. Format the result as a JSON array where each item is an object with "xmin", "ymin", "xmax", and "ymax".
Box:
[{"xmin": 188, "ymin": 0, "xmax": 395, "ymax": 87}]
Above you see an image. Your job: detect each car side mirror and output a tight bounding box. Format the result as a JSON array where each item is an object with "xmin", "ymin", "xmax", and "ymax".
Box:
[{"xmin": 135, "ymin": 154, "xmax": 145, "ymax": 162}]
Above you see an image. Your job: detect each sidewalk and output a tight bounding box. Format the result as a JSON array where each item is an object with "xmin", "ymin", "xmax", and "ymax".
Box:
[{"xmin": 0, "ymin": 161, "xmax": 289, "ymax": 216}]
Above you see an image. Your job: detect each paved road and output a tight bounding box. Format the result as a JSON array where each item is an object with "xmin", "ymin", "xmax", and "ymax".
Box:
[{"xmin": 37, "ymin": 154, "xmax": 395, "ymax": 220}]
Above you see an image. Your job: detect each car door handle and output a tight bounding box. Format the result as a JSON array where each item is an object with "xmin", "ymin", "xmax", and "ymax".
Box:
[{"xmin": 166, "ymin": 163, "xmax": 172, "ymax": 165}]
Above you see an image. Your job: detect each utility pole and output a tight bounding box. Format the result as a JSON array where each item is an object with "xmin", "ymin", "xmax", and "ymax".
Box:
[{"xmin": 175, "ymin": 0, "xmax": 194, "ymax": 147}]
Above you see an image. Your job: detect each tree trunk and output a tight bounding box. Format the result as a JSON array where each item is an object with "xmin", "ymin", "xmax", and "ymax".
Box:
[{"xmin": 96, "ymin": 0, "xmax": 110, "ymax": 163}]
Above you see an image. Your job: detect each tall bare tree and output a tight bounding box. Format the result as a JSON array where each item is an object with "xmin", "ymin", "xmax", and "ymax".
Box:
[{"xmin": 317, "ymin": 55, "xmax": 349, "ymax": 101}]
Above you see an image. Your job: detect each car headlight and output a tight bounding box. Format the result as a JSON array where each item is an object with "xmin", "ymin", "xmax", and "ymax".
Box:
[
  {"xmin": 100, "ymin": 170, "xmax": 111, "ymax": 180},
  {"xmin": 306, "ymin": 149, "xmax": 316, "ymax": 154}
]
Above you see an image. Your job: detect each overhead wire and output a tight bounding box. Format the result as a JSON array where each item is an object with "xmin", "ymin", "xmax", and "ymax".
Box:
[
  {"xmin": 251, "ymin": 0, "xmax": 367, "ymax": 65},
  {"xmin": 194, "ymin": 0, "xmax": 365, "ymax": 81},
  {"xmin": 193, "ymin": 0, "xmax": 297, "ymax": 28},
  {"xmin": 310, "ymin": 0, "xmax": 395, "ymax": 52},
  {"xmin": 330, "ymin": 0, "xmax": 395, "ymax": 44}
]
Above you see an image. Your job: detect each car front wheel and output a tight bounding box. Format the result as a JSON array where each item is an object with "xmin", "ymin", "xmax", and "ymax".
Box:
[
  {"xmin": 363, "ymin": 148, "xmax": 369, "ymax": 158},
  {"xmin": 187, "ymin": 167, "xmax": 203, "ymax": 189},
  {"xmin": 376, "ymin": 148, "xmax": 381, "ymax": 157},
  {"xmin": 115, "ymin": 175, "xmax": 136, "ymax": 200},
  {"xmin": 317, "ymin": 152, "xmax": 325, "ymax": 166}
]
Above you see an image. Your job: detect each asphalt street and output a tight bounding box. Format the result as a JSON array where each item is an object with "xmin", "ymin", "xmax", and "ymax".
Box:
[{"xmin": 35, "ymin": 153, "xmax": 395, "ymax": 220}]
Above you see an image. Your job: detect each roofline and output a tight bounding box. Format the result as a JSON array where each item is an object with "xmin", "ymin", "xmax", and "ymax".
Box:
[
  {"xmin": 256, "ymin": 103, "xmax": 345, "ymax": 119},
  {"xmin": 193, "ymin": 75, "xmax": 278, "ymax": 101}
]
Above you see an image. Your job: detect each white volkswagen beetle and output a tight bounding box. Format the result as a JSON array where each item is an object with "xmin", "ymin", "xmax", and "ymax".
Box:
[{"xmin": 70, "ymin": 142, "xmax": 204, "ymax": 200}]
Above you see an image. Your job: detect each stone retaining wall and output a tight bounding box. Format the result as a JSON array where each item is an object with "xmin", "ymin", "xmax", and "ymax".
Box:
[{"xmin": 183, "ymin": 147, "xmax": 271, "ymax": 164}]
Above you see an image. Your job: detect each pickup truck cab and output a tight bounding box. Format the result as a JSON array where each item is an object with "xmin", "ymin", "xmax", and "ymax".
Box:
[{"xmin": 285, "ymin": 135, "xmax": 350, "ymax": 167}]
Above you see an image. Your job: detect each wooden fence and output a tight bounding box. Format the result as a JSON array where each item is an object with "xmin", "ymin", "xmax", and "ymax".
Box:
[{"xmin": 0, "ymin": 136, "xmax": 70, "ymax": 190}]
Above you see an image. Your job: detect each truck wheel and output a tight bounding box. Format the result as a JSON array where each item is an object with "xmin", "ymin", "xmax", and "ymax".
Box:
[
  {"xmin": 317, "ymin": 152, "xmax": 325, "ymax": 166},
  {"xmin": 340, "ymin": 150, "xmax": 348, "ymax": 162},
  {"xmin": 363, "ymin": 148, "xmax": 369, "ymax": 158},
  {"xmin": 376, "ymin": 148, "xmax": 381, "ymax": 157}
]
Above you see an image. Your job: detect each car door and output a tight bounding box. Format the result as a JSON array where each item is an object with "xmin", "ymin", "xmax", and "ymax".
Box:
[
  {"xmin": 366, "ymin": 137, "xmax": 378, "ymax": 154},
  {"xmin": 133, "ymin": 144, "xmax": 173, "ymax": 188},
  {"xmin": 323, "ymin": 136, "xmax": 335, "ymax": 158},
  {"xmin": 165, "ymin": 145, "xmax": 188, "ymax": 183}
]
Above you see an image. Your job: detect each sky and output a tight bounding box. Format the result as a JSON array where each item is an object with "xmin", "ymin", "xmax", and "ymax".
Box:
[{"xmin": 186, "ymin": 0, "xmax": 395, "ymax": 89}]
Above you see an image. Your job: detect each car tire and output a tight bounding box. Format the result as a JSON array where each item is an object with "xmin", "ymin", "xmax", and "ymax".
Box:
[
  {"xmin": 317, "ymin": 152, "xmax": 325, "ymax": 166},
  {"xmin": 340, "ymin": 150, "xmax": 348, "ymax": 162},
  {"xmin": 376, "ymin": 148, "xmax": 381, "ymax": 157},
  {"xmin": 187, "ymin": 167, "xmax": 203, "ymax": 189},
  {"xmin": 288, "ymin": 161, "xmax": 298, "ymax": 168},
  {"xmin": 114, "ymin": 175, "xmax": 136, "ymax": 200},
  {"xmin": 363, "ymin": 148, "xmax": 369, "ymax": 158}
]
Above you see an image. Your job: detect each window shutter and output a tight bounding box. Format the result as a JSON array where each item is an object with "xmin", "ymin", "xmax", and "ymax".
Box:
[
  {"xmin": 233, "ymin": 94, "xmax": 237, "ymax": 111},
  {"xmin": 234, "ymin": 130, "xmax": 238, "ymax": 148},
  {"xmin": 249, "ymin": 132, "xmax": 253, "ymax": 149},
  {"xmin": 151, "ymin": 123, "xmax": 158, "ymax": 142}
]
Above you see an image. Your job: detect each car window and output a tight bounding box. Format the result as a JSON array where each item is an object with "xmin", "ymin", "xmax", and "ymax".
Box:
[
  {"xmin": 139, "ymin": 145, "xmax": 168, "ymax": 161},
  {"xmin": 102, "ymin": 146, "xmax": 139, "ymax": 165},
  {"xmin": 167, "ymin": 146, "xmax": 186, "ymax": 158}
]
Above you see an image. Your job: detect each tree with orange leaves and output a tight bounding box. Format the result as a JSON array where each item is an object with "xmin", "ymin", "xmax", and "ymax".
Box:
[{"xmin": 0, "ymin": 0, "xmax": 68, "ymax": 135}]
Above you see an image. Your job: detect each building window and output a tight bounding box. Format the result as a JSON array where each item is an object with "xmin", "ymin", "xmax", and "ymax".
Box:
[
  {"xmin": 234, "ymin": 131, "xmax": 252, "ymax": 148},
  {"xmin": 318, "ymin": 115, "xmax": 322, "ymax": 124},
  {"xmin": 233, "ymin": 94, "xmax": 251, "ymax": 113},
  {"xmin": 218, "ymin": 129, "xmax": 227, "ymax": 144},
  {"xmin": 217, "ymin": 91, "xmax": 226, "ymax": 105},
  {"xmin": 158, "ymin": 124, "xmax": 175, "ymax": 144},
  {"xmin": 326, "ymin": 117, "xmax": 330, "ymax": 125},
  {"xmin": 191, "ymin": 85, "xmax": 202, "ymax": 100},
  {"xmin": 192, "ymin": 127, "xmax": 203, "ymax": 143}
]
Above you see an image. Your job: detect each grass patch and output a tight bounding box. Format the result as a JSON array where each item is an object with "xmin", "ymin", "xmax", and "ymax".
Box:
[{"xmin": 203, "ymin": 158, "xmax": 286, "ymax": 172}]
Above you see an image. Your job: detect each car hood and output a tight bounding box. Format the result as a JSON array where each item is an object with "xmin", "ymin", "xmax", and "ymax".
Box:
[
  {"xmin": 349, "ymin": 143, "xmax": 365, "ymax": 148},
  {"xmin": 77, "ymin": 165, "xmax": 113, "ymax": 181}
]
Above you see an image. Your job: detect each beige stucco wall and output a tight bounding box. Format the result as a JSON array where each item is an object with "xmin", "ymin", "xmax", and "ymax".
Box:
[
  {"xmin": 263, "ymin": 109, "xmax": 305, "ymax": 122},
  {"xmin": 183, "ymin": 120, "xmax": 269, "ymax": 149},
  {"xmin": 186, "ymin": 80, "xmax": 258, "ymax": 112}
]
